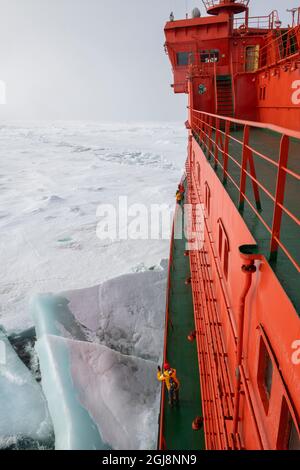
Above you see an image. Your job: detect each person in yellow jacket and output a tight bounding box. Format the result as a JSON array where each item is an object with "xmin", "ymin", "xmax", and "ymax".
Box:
[
  {"xmin": 157, "ymin": 362, "xmax": 180, "ymax": 406},
  {"xmin": 176, "ymin": 190, "xmax": 183, "ymax": 205}
]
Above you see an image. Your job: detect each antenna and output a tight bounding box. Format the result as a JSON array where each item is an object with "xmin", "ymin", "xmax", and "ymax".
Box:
[
  {"xmin": 287, "ymin": 8, "xmax": 298, "ymax": 27},
  {"xmin": 185, "ymin": 0, "xmax": 189, "ymax": 19}
]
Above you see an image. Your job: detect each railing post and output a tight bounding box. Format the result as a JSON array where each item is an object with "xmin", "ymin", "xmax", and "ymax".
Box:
[
  {"xmin": 270, "ymin": 135, "xmax": 290, "ymax": 262},
  {"xmin": 203, "ymin": 113, "xmax": 208, "ymax": 153},
  {"xmin": 208, "ymin": 116, "xmax": 213, "ymax": 160},
  {"xmin": 247, "ymin": 150, "xmax": 262, "ymax": 211},
  {"xmin": 214, "ymin": 118, "xmax": 220, "ymax": 169},
  {"xmin": 198, "ymin": 113, "xmax": 202, "ymax": 145},
  {"xmin": 202, "ymin": 113, "xmax": 205, "ymax": 146},
  {"xmin": 202, "ymin": 114, "xmax": 207, "ymax": 149},
  {"xmin": 238, "ymin": 124, "xmax": 261, "ymax": 211},
  {"xmin": 238, "ymin": 125, "xmax": 250, "ymax": 212},
  {"xmin": 206, "ymin": 114, "xmax": 210, "ymax": 152},
  {"xmin": 223, "ymin": 120, "xmax": 230, "ymax": 184}
]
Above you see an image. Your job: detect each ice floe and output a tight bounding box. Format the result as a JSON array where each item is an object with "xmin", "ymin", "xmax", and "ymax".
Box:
[
  {"xmin": 32, "ymin": 266, "xmax": 166, "ymax": 450},
  {"xmin": 0, "ymin": 328, "xmax": 53, "ymax": 448}
]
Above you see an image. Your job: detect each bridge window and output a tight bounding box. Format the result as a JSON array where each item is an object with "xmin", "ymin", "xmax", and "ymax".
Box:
[
  {"xmin": 257, "ymin": 338, "xmax": 273, "ymax": 414},
  {"xmin": 177, "ymin": 52, "xmax": 193, "ymax": 66},
  {"xmin": 277, "ymin": 397, "xmax": 300, "ymax": 450},
  {"xmin": 200, "ymin": 49, "xmax": 219, "ymax": 63}
]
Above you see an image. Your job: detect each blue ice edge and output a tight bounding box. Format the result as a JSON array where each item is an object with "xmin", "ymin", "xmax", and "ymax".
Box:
[{"xmin": 32, "ymin": 294, "xmax": 109, "ymax": 450}]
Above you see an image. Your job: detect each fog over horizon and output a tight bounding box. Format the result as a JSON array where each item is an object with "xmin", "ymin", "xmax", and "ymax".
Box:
[{"xmin": 0, "ymin": 0, "xmax": 297, "ymax": 122}]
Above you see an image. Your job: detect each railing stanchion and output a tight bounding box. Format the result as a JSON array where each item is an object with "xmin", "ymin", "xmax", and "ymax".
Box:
[
  {"xmin": 214, "ymin": 118, "xmax": 220, "ymax": 169},
  {"xmin": 189, "ymin": 107, "xmax": 300, "ymax": 273},
  {"xmin": 223, "ymin": 120, "xmax": 230, "ymax": 184},
  {"xmin": 208, "ymin": 116, "xmax": 213, "ymax": 160},
  {"xmin": 270, "ymin": 135, "xmax": 290, "ymax": 262},
  {"xmin": 238, "ymin": 125, "xmax": 250, "ymax": 212},
  {"xmin": 201, "ymin": 113, "xmax": 205, "ymax": 146},
  {"xmin": 247, "ymin": 149, "xmax": 262, "ymax": 211},
  {"xmin": 205, "ymin": 114, "xmax": 209, "ymax": 154}
]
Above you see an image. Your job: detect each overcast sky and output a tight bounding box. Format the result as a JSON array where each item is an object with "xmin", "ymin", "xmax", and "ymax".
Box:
[{"xmin": 0, "ymin": 0, "xmax": 297, "ymax": 122}]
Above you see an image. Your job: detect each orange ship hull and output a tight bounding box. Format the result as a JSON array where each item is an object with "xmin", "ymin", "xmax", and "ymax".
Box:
[{"xmin": 159, "ymin": 0, "xmax": 300, "ymax": 450}]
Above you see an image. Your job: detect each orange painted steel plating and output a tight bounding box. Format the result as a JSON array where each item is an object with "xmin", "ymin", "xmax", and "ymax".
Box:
[
  {"xmin": 186, "ymin": 125, "xmax": 300, "ymax": 448},
  {"xmin": 232, "ymin": 261, "xmax": 256, "ymax": 436},
  {"xmin": 165, "ymin": 1, "xmax": 300, "ymax": 129},
  {"xmin": 163, "ymin": 0, "xmax": 300, "ymax": 450},
  {"xmin": 191, "ymin": 109, "xmax": 300, "ymax": 271}
]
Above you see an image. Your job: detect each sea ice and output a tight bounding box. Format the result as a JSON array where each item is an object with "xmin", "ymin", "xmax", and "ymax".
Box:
[
  {"xmin": 36, "ymin": 335, "xmax": 160, "ymax": 450},
  {"xmin": 0, "ymin": 122, "xmax": 186, "ymax": 449},
  {"xmin": 36, "ymin": 334, "xmax": 106, "ymax": 450},
  {"xmin": 0, "ymin": 328, "xmax": 53, "ymax": 448},
  {"xmin": 0, "ymin": 122, "xmax": 186, "ymax": 333},
  {"xmin": 32, "ymin": 267, "xmax": 166, "ymax": 450},
  {"xmin": 64, "ymin": 265, "xmax": 167, "ymax": 361}
]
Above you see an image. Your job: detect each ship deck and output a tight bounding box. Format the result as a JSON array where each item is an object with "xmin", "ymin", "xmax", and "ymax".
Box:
[
  {"xmin": 194, "ymin": 127, "xmax": 300, "ymax": 314},
  {"xmin": 160, "ymin": 200, "xmax": 205, "ymax": 450}
]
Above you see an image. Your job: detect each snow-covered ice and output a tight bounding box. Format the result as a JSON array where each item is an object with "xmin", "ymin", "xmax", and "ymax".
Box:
[
  {"xmin": 0, "ymin": 122, "xmax": 186, "ymax": 333},
  {"xmin": 65, "ymin": 264, "xmax": 168, "ymax": 361}
]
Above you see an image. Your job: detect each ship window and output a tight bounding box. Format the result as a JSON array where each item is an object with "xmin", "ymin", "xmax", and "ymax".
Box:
[
  {"xmin": 205, "ymin": 182, "xmax": 211, "ymax": 216},
  {"xmin": 277, "ymin": 397, "xmax": 300, "ymax": 450},
  {"xmin": 177, "ymin": 52, "xmax": 193, "ymax": 66},
  {"xmin": 200, "ymin": 49, "xmax": 219, "ymax": 63},
  {"xmin": 257, "ymin": 338, "xmax": 273, "ymax": 414}
]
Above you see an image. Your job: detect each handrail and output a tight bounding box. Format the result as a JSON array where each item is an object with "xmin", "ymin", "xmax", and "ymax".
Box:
[
  {"xmin": 189, "ymin": 107, "xmax": 300, "ymax": 139},
  {"xmin": 258, "ymin": 26, "xmax": 300, "ymax": 69},
  {"xmin": 231, "ymin": 25, "xmax": 300, "ymax": 74},
  {"xmin": 234, "ymin": 10, "xmax": 280, "ymax": 30},
  {"xmin": 190, "ymin": 108, "xmax": 300, "ymax": 274}
]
